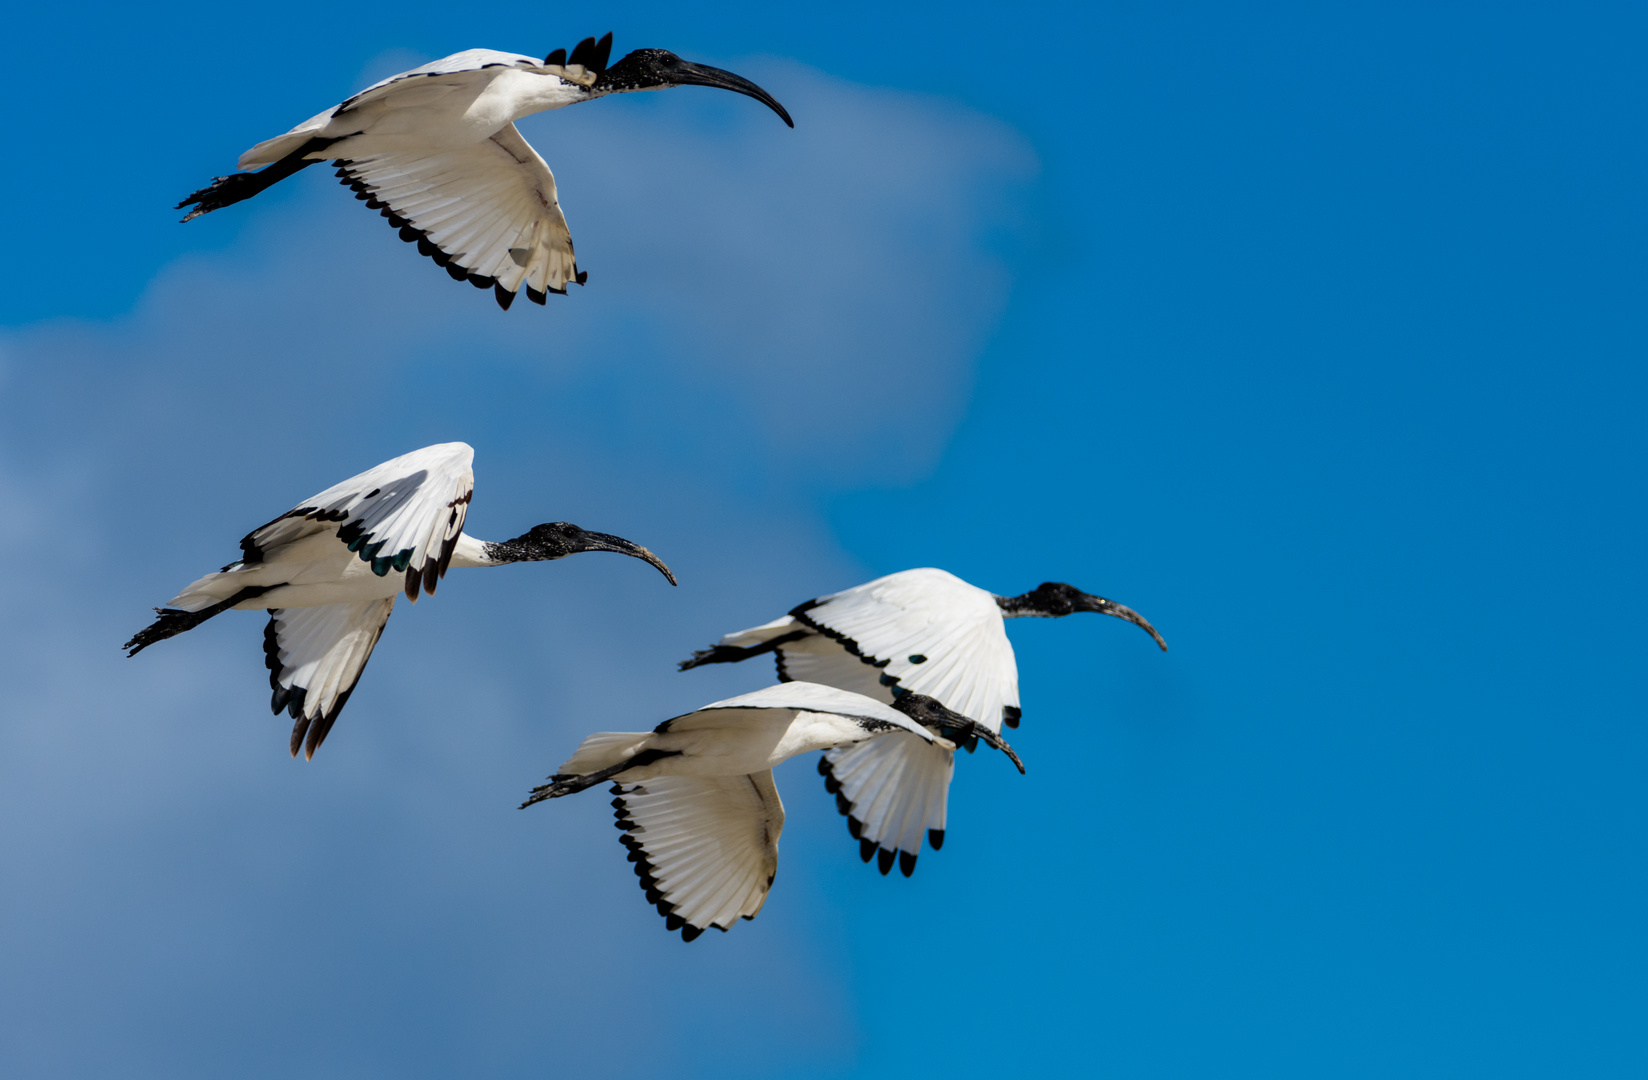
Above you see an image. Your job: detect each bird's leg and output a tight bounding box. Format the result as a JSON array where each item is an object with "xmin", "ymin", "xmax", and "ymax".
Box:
[
  {"xmin": 177, "ymin": 136, "xmax": 343, "ymax": 222},
  {"xmin": 122, "ymin": 586, "xmax": 271, "ymax": 656},
  {"xmin": 519, "ymin": 748, "xmax": 682, "ymax": 808},
  {"xmin": 677, "ymin": 630, "xmax": 809, "ymax": 671}
]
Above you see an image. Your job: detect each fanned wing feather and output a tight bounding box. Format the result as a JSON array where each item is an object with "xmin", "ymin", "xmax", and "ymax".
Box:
[
  {"xmin": 244, "ymin": 442, "xmax": 473, "ymax": 601},
  {"xmin": 264, "ymin": 598, "xmax": 395, "ymax": 759},
  {"xmin": 821, "ymin": 735, "xmax": 954, "ymax": 875},
  {"xmin": 335, "ymin": 124, "xmax": 580, "ymax": 304},
  {"xmin": 612, "ymin": 772, "xmax": 783, "ymax": 940}
]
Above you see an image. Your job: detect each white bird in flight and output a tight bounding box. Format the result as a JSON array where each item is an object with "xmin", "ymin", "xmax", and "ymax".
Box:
[
  {"xmin": 679, "ymin": 568, "xmax": 1166, "ymax": 876},
  {"xmin": 176, "ymin": 33, "xmax": 794, "ymax": 309},
  {"xmin": 521, "ymin": 682, "xmax": 1023, "ymax": 941},
  {"xmin": 124, "ymin": 442, "xmax": 676, "ymax": 759}
]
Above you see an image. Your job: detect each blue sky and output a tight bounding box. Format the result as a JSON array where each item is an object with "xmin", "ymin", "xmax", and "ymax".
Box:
[{"xmin": 1, "ymin": 2, "xmax": 1644, "ymax": 1077}]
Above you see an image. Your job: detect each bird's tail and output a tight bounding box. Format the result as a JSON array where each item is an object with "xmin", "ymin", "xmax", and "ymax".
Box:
[
  {"xmin": 558, "ymin": 731, "xmax": 652, "ymax": 778},
  {"xmin": 176, "ymin": 136, "xmax": 339, "ymax": 222}
]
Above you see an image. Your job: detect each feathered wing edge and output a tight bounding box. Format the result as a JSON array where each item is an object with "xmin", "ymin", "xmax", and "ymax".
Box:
[
  {"xmin": 332, "ymin": 125, "xmax": 583, "ymax": 312},
  {"xmin": 819, "ymin": 733, "xmax": 955, "ymax": 877},
  {"xmin": 610, "ymin": 772, "xmax": 784, "ymax": 942},
  {"xmin": 263, "ymin": 598, "xmax": 396, "ymax": 759}
]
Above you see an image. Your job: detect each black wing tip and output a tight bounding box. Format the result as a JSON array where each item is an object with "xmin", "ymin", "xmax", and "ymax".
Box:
[
  {"xmin": 824, "ymin": 756, "xmax": 927, "ymax": 875},
  {"xmin": 281, "ymin": 692, "xmax": 349, "ymax": 761},
  {"xmin": 266, "ymin": 606, "xmax": 374, "ymax": 761}
]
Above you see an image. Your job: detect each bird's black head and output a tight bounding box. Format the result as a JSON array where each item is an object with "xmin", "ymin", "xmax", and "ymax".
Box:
[
  {"xmin": 494, "ymin": 523, "xmax": 677, "ymax": 584},
  {"xmin": 594, "ymin": 48, "xmax": 794, "ymax": 127},
  {"xmin": 891, "ymin": 693, "xmax": 1026, "ymax": 775},
  {"xmin": 890, "ymin": 692, "xmax": 973, "ymax": 733},
  {"xmin": 999, "ymin": 582, "xmax": 1168, "ymax": 650}
]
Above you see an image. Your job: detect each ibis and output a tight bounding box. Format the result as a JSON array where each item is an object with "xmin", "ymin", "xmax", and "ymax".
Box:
[
  {"xmin": 521, "ymin": 682, "xmax": 1022, "ymax": 940},
  {"xmin": 124, "ymin": 442, "xmax": 675, "ymax": 759},
  {"xmin": 679, "ymin": 569, "xmax": 1166, "ymax": 876},
  {"xmin": 176, "ymin": 33, "xmax": 794, "ymax": 309}
]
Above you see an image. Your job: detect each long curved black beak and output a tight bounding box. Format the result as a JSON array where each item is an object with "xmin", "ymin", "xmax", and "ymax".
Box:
[
  {"xmin": 666, "ymin": 61, "xmax": 794, "ymax": 127},
  {"xmin": 1077, "ymin": 594, "xmax": 1168, "ymax": 651},
  {"xmin": 963, "ymin": 722, "xmax": 1025, "ymax": 774},
  {"xmin": 568, "ymin": 530, "xmax": 678, "ymax": 585}
]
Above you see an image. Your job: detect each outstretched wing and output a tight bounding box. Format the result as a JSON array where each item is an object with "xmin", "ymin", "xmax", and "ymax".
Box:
[
  {"xmin": 787, "ymin": 568, "xmax": 1022, "ymax": 733},
  {"xmin": 243, "ymin": 442, "xmax": 474, "ymax": 602},
  {"xmin": 821, "ymin": 735, "xmax": 954, "ymax": 877},
  {"xmin": 612, "ymin": 771, "xmax": 784, "ymax": 941},
  {"xmin": 335, "ymin": 123, "xmax": 581, "ymax": 310},
  {"xmin": 237, "ymin": 50, "xmax": 549, "ymax": 169},
  {"xmin": 264, "ymin": 598, "xmax": 395, "ymax": 759}
]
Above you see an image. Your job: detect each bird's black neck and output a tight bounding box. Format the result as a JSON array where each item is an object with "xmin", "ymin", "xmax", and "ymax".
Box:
[
  {"xmin": 996, "ymin": 592, "xmax": 1052, "ymax": 618},
  {"xmin": 995, "ymin": 585, "xmax": 1084, "ymax": 619},
  {"xmin": 479, "ymin": 536, "xmax": 541, "ymax": 565}
]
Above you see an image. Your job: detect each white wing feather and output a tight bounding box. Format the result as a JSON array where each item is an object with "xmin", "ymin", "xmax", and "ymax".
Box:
[
  {"xmin": 244, "ymin": 442, "xmax": 473, "ymax": 602},
  {"xmin": 335, "ymin": 125, "xmax": 579, "ymax": 304},
  {"xmin": 821, "ymin": 735, "xmax": 955, "ymax": 875},
  {"xmin": 613, "ymin": 772, "xmax": 784, "ymax": 939},
  {"xmin": 264, "ymin": 597, "xmax": 395, "ymax": 759},
  {"xmin": 790, "ymin": 568, "xmax": 1021, "ymax": 732}
]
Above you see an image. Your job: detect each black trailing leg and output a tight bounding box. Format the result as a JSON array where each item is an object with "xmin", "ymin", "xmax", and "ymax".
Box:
[
  {"xmin": 177, "ymin": 137, "xmax": 342, "ymax": 222},
  {"xmin": 123, "ymin": 586, "xmax": 270, "ymax": 656},
  {"xmin": 520, "ymin": 748, "xmax": 681, "ymax": 808},
  {"xmin": 678, "ymin": 630, "xmax": 809, "ymax": 671}
]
